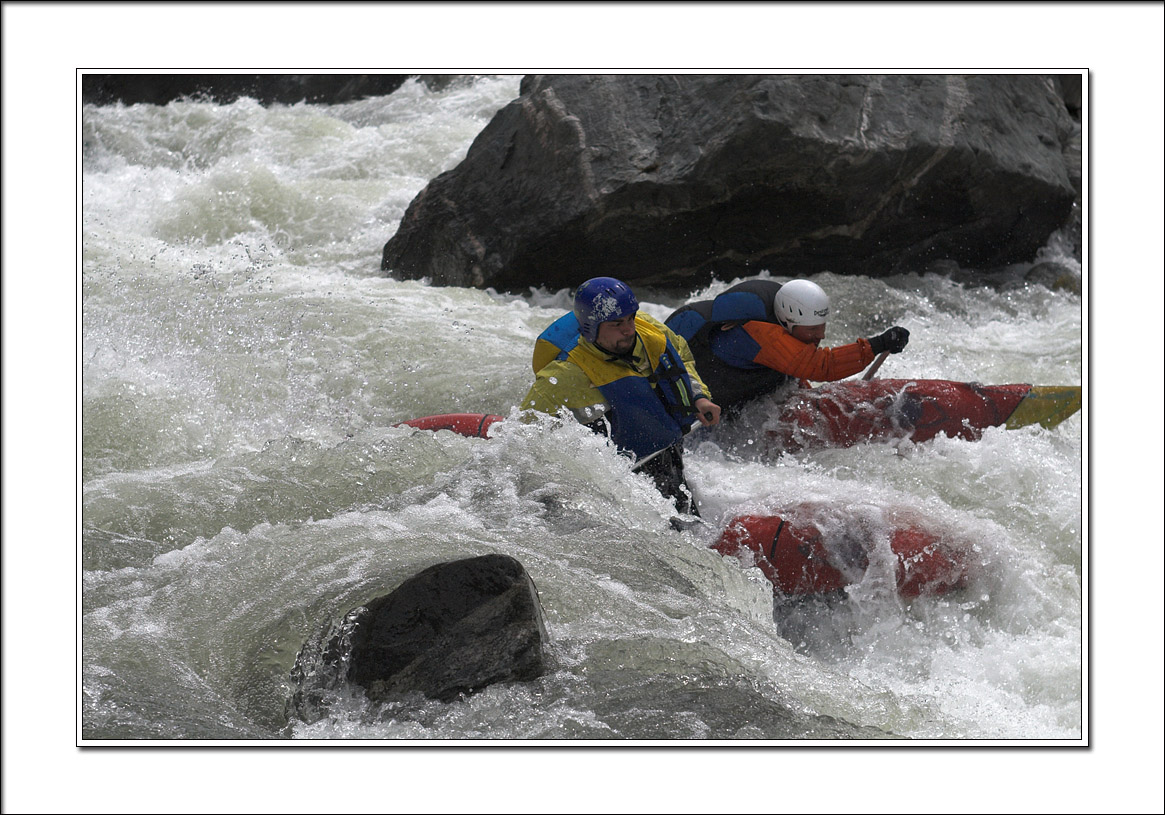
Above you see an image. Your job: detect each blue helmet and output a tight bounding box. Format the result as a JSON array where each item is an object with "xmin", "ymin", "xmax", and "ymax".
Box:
[{"xmin": 573, "ymin": 277, "xmax": 639, "ymax": 342}]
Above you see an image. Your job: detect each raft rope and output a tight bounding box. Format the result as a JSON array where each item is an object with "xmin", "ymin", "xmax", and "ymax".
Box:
[{"xmin": 769, "ymin": 518, "xmax": 786, "ymax": 561}]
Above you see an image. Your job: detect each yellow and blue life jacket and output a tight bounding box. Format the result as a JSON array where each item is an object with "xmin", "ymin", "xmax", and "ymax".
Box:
[{"xmin": 530, "ymin": 312, "xmax": 703, "ymax": 460}]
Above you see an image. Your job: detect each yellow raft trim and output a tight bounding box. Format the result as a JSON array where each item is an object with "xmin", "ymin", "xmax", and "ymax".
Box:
[{"xmin": 1005, "ymin": 385, "xmax": 1082, "ymax": 429}]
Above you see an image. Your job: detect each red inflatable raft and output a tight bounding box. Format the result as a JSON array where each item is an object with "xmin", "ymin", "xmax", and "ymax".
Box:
[
  {"xmin": 714, "ymin": 505, "xmax": 974, "ymax": 598},
  {"xmin": 766, "ymin": 379, "xmax": 1081, "ymax": 452},
  {"xmin": 394, "ymin": 380, "xmax": 1079, "ymax": 454}
]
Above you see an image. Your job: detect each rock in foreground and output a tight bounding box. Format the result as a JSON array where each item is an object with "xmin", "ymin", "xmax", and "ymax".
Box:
[{"xmin": 343, "ymin": 554, "xmax": 549, "ymax": 703}]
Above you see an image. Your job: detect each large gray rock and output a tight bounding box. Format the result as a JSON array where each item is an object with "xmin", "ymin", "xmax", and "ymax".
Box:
[
  {"xmin": 341, "ymin": 554, "xmax": 549, "ymax": 703},
  {"xmin": 382, "ymin": 74, "xmax": 1080, "ymax": 291}
]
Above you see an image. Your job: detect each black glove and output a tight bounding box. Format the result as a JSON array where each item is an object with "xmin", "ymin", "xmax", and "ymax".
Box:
[{"xmin": 868, "ymin": 326, "xmax": 910, "ymax": 355}]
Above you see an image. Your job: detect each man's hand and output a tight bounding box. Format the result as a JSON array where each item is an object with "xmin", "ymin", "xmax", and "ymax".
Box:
[
  {"xmin": 695, "ymin": 397, "xmax": 721, "ymax": 427},
  {"xmin": 868, "ymin": 326, "xmax": 910, "ymax": 355}
]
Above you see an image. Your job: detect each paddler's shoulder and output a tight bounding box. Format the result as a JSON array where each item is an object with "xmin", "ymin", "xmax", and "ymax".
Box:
[
  {"xmin": 635, "ymin": 312, "xmax": 670, "ymax": 333},
  {"xmin": 531, "ymin": 357, "xmax": 594, "ymax": 387}
]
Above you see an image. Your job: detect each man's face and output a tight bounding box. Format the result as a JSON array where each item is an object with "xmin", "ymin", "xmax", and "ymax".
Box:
[
  {"xmin": 595, "ymin": 312, "xmax": 638, "ymax": 354},
  {"xmin": 790, "ymin": 322, "xmax": 826, "ymax": 346}
]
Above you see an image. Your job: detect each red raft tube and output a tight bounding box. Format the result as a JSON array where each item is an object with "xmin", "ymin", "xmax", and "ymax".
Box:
[
  {"xmin": 395, "ymin": 413, "xmax": 505, "ymax": 438},
  {"xmin": 767, "ymin": 379, "xmax": 1081, "ymax": 452},
  {"xmin": 713, "ymin": 503, "xmax": 976, "ymax": 598}
]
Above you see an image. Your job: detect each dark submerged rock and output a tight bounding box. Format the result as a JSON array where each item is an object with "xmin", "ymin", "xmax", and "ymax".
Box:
[
  {"xmin": 1026, "ymin": 260, "xmax": 1082, "ymax": 294},
  {"xmin": 382, "ymin": 74, "xmax": 1081, "ymax": 292},
  {"xmin": 341, "ymin": 554, "xmax": 549, "ymax": 704}
]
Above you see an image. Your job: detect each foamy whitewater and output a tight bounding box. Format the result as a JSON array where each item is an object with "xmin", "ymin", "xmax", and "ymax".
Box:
[{"xmin": 78, "ymin": 76, "xmax": 1088, "ymax": 748}]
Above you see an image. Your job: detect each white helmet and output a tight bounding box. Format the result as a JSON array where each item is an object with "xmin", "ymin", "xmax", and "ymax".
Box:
[{"xmin": 774, "ymin": 279, "xmax": 830, "ymax": 328}]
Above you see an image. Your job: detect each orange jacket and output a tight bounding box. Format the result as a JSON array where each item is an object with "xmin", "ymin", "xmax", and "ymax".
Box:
[{"xmin": 742, "ymin": 321, "xmax": 875, "ymax": 383}]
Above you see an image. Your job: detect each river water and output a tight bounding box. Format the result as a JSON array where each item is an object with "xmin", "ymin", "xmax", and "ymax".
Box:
[{"xmin": 76, "ymin": 73, "xmax": 1088, "ymax": 734}]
